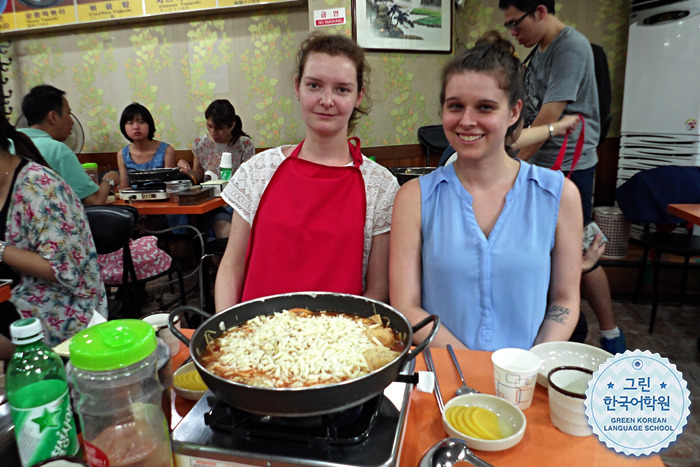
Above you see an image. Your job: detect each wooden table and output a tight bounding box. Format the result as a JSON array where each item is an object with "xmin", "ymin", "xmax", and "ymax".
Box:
[
  {"xmin": 113, "ymin": 196, "xmax": 226, "ymax": 215},
  {"xmin": 169, "ymin": 331, "xmax": 663, "ymax": 466},
  {"xmin": 668, "ymin": 203, "xmax": 700, "ymax": 225}
]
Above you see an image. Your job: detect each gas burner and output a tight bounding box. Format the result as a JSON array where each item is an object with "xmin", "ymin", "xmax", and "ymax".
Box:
[
  {"xmin": 172, "ymin": 361, "xmax": 415, "ymax": 467},
  {"xmin": 204, "ymin": 396, "xmax": 380, "ymax": 445}
]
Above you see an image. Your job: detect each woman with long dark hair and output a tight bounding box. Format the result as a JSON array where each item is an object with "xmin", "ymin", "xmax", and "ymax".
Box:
[
  {"xmin": 178, "ymin": 100, "xmax": 254, "ymax": 238},
  {"xmin": 179, "ymin": 99, "xmax": 254, "ymax": 184},
  {"xmin": 0, "ymin": 115, "xmax": 106, "ymax": 357}
]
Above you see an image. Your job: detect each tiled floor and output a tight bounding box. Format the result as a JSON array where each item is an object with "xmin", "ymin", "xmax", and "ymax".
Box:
[{"xmin": 581, "ymin": 299, "xmax": 700, "ymax": 466}]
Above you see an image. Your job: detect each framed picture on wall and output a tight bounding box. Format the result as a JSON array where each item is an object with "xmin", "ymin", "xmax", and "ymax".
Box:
[{"xmin": 352, "ymin": 0, "xmax": 452, "ymax": 53}]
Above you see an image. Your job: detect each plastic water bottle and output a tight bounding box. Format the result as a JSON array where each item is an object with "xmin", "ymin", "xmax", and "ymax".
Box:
[
  {"xmin": 6, "ymin": 318, "xmax": 79, "ymax": 466},
  {"xmin": 220, "ymin": 152, "xmax": 232, "ymax": 181}
]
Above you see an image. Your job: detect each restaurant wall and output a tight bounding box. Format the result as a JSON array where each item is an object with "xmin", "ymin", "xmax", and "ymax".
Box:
[{"xmin": 2, "ymin": 0, "xmax": 630, "ymax": 153}]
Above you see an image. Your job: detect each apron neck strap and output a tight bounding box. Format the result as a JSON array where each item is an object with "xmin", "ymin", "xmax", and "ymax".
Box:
[{"xmin": 289, "ymin": 137, "xmax": 364, "ymax": 168}]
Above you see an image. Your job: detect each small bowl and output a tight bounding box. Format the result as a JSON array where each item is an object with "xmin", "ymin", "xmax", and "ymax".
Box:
[
  {"xmin": 173, "ymin": 362, "xmax": 207, "ymax": 401},
  {"xmin": 442, "ymin": 393, "xmax": 526, "ymax": 451}
]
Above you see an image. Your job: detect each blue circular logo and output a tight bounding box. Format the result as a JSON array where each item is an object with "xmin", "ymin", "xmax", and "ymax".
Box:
[{"xmin": 585, "ymin": 350, "xmax": 690, "ymax": 456}]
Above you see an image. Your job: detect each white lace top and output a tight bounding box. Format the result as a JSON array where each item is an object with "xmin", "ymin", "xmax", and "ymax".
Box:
[{"xmin": 222, "ymin": 146, "xmax": 399, "ymax": 277}]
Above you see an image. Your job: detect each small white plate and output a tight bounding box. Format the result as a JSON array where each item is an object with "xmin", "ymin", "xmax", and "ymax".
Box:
[{"xmin": 530, "ymin": 342, "xmax": 612, "ymax": 388}]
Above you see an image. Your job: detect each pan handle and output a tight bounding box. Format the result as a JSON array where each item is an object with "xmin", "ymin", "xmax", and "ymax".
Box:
[
  {"xmin": 168, "ymin": 306, "xmax": 212, "ymax": 345},
  {"xmin": 404, "ymin": 315, "xmax": 440, "ymax": 362}
]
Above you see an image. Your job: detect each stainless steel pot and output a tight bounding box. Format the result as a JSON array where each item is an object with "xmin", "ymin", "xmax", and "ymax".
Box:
[{"xmin": 169, "ymin": 292, "xmax": 439, "ymax": 417}]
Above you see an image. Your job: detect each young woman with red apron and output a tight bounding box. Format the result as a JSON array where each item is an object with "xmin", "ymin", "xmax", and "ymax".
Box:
[{"xmin": 240, "ymin": 137, "xmax": 366, "ymax": 302}]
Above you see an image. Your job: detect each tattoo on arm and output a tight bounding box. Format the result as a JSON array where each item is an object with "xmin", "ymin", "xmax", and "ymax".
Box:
[{"xmin": 545, "ymin": 305, "xmax": 570, "ymax": 325}]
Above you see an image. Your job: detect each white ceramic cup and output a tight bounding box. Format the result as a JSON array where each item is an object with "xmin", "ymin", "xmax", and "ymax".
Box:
[
  {"xmin": 491, "ymin": 348, "xmax": 541, "ymax": 410},
  {"xmin": 547, "ymin": 366, "xmax": 594, "ymax": 436},
  {"xmin": 142, "ymin": 312, "xmax": 181, "ymax": 358}
]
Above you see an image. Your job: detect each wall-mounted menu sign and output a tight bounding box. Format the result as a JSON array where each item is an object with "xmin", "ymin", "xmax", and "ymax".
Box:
[{"xmin": 0, "ymin": 0, "xmax": 300, "ymax": 35}]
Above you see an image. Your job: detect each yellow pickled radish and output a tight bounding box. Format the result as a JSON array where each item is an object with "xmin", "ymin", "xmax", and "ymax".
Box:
[
  {"xmin": 460, "ymin": 406, "xmax": 493, "ymax": 439},
  {"xmin": 174, "ymin": 370, "xmax": 208, "ymax": 391},
  {"xmin": 445, "ymin": 405, "xmax": 504, "ymax": 440},
  {"xmin": 469, "ymin": 407, "xmax": 503, "ymax": 440},
  {"xmin": 445, "ymin": 406, "xmax": 484, "ymax": 439}
]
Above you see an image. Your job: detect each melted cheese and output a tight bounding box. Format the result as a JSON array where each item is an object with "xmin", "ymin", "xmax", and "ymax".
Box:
[{"xmin": 202, "ymin": 309, "xmax": 400, "ymax": 388}]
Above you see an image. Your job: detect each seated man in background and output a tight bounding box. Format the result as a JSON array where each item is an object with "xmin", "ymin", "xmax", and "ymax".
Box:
[{"xmin": 18, "ymin": 84, "xmax": 119, "ymax": 205}]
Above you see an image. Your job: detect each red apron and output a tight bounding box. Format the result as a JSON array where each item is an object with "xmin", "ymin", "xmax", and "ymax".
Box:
[{"xmin": 241, "ymin": 138, "xmax": 367, "ymax": 302}]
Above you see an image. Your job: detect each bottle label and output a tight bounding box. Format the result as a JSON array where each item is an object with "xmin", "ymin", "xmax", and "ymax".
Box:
[
  {"xmin": 220, "ymin": 168, "xmax": 232, "ymax": 181},
  {"xmin": 83, "ymin": 440, "xmax": 110, "ymax": 467},
  {"xmin": 9, "ymin": 384, "xmax": 79, "ymax": 466}
]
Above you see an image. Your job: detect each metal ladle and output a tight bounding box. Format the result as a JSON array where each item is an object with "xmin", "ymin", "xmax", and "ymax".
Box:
[{"xmin": 419, "ymin": 438, "xmax": 494, "ymax": 467}]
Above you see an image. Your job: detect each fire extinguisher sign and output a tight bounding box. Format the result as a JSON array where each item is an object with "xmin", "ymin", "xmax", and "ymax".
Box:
[{"xmin": 314, "ymin": 8, "xmax": 345, "ymax": 27}]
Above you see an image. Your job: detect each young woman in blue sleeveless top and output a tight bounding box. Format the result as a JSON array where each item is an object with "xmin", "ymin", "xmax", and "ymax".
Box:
[
  {"xmin": 116, "ymin": 103, "xmax": 176, "ymax": 190},
  {"xmin": 390, "ymin": 32, "xmax": 583, "ymax": 351}
]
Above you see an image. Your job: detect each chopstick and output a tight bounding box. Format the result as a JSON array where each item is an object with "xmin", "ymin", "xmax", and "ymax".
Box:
[{"xmin": 423, "ymin": 347, "xmax": 445, "ymax": 413}]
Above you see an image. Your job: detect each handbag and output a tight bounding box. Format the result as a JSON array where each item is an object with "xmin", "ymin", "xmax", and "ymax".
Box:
[{"xmin": 550, "ymin": 114, "xmax": 585, "ymax": 177}]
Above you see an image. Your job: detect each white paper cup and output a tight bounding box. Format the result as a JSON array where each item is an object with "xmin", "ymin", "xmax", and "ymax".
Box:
[
  {"xmin": 547, "ymin": 366, "xmax": 593, "ymax": 436},
  {"xmin": 142, "ymin": 312, "xmax": 181, "ymax": 357},
  {"xmin": 491, "ymin": 348, "xmax": 541, "ymax": 410}
]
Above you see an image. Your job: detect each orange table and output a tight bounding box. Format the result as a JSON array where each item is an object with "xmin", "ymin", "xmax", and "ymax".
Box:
[
  {"xmin": 113, "ymin": 196, "xmax": 226, "ymax": 215},
  {"xmin": 0, "ymin": 284, "xmax": 10, "ymax": 303},
  {"xmin": 402, "ymin": 349, "xmax": 664, "ymax": 466},
  {"xmin": 668, "ymin": 203, "xmax": 700, "ymax": 225},
  {"xmin": 170, "ymin": 333, "xmax": 663, "ymax": 465}
]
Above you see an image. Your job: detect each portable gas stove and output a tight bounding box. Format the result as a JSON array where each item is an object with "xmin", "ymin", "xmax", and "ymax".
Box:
[
  {"xmin": 119, "ymin": 188, "xmax": 169, "ymax": 201},
  {"xmin": 171, "ymin": 362, "xmax": 415, "ymax": 467}
]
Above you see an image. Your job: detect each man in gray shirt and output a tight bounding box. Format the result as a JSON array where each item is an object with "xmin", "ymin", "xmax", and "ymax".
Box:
[{"xmin": 499, "ymin": 0, "xmax": 625, "ymax": 354}]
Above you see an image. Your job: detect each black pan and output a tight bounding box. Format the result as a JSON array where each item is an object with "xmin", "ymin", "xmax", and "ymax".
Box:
[
  {"xmin": 389, "ymin": 167, "xmax": 437, "ymax": 185},
  {"xmin": 169, "ymin": 292, "xmax": 439, "ymax": 417},
  {"xmin": 128, "ymin": 167, "xmax": 189, "ymax": 183}
]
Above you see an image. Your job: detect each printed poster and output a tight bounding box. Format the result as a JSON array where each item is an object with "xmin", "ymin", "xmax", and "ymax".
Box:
[
  {"xmin": 76, "ymin": 0, "xmax": 143, "ymax": 23},
  {"xmin": 0, "ymin": 0, "xmax": 16, "ymax": 33},
  {"xmin": 13, "ymin": 0, "xmax": 76, "ymax": 30},
  {"xmin": 144, "ymin": 0, "xmax": 216, "ymax": 16}
]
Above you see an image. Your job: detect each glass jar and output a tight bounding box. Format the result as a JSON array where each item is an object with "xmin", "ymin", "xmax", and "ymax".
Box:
[
  {"xmin": 81, "ymin": 163, "xmax": 98, "ymax": 184},
  {"xmin": 68, "ymin": 320, "xmax": 173, "ymax": 467}
]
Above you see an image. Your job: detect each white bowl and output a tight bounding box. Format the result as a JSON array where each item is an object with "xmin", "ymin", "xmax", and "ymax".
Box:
[
  {"xmin": 530, "ymin": 341, "xmax": 612, "ymax": 387},
  {"xmin": 547, "ymin": 366, "xmax": 594, "ymax": 436},
  {"xmin": 442, "ymin": 393, "xmax": 526, "ymax": 451},
  {"xmin": 173, "ymin": 362, "xmax": 207, "ymax": 401}
]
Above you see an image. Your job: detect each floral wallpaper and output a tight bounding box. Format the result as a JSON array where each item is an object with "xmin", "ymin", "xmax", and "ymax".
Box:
[{"xmin": 2, "ymin": 0, "xmax": 631, "ymax": 153}]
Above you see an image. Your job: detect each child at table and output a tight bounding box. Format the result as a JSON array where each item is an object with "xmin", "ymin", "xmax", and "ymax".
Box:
[
  {"xmin": 116, "ymin": 102, "xmax": 176, "ymax": 189},
  {"xmin": 116, "ymin": 102, "xmax": 187, "ymax": 232}
]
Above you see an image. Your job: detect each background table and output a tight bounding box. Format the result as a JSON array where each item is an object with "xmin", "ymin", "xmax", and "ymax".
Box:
[
  {"xmin": 113, "ymin": 197, "xmax": 226, "ymax": 215},
  {"xmin": 668, "ymin": 204, "xmax": 700, "ymax": 225}
]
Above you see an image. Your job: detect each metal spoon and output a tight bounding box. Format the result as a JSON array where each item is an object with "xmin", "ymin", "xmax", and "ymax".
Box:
[
  {"xmin": 447, "ymin": 345, "xmax": 479, "ymax": 396},
  {"xmin": 419, "ymin": 438, "xmax": 494, "ymax": 467}
]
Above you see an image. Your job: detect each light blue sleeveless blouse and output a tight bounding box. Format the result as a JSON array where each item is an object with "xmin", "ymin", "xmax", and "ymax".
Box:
[
  {"xmin": 420, "ymin": 161, "xmax": 564, "ymax": 351},
  {"xmin": 121, "ymin": 142, "xmax": 168, "ymax": 171}
]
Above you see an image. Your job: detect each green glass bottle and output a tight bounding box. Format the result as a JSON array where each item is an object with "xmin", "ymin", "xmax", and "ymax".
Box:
[{"xmin": 6, "ymin": 318, "xmax": 79, "ymax": 466}]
